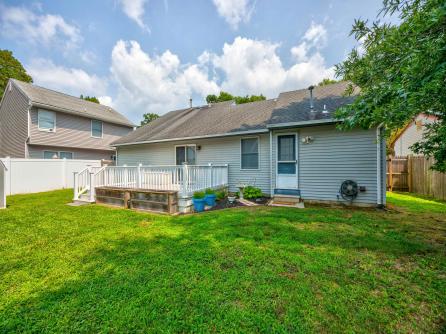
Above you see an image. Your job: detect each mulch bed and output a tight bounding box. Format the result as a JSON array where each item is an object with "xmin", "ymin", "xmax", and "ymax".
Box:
[{"xmin": 189, "ymin": 197, "xmax": 271, "ymax": 213}]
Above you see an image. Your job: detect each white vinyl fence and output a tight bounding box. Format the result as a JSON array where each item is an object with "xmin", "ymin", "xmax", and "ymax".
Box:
[{"xmin": 0, "ymin": 157, "xmax": 101, "ymax": 196}]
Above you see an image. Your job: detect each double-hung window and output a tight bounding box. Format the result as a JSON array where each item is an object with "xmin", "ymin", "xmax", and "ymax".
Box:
[
  {"xmin": 38, "ymin": 110, "xmax": 56, "ymax": 132},
  {"xmin": 59, "ymin": 152, "xmax": 73, "ymax": 159},
  {"xmin": 241, "ymin": 137, "xmax": 259, "ymax": 169},
  {"xmin": 176, "ymin": 145, "xmax": 196, "ymax": 165},
  {"xmin": 91, "ymin": 120, "xmax": 103, "ymax": 138}
]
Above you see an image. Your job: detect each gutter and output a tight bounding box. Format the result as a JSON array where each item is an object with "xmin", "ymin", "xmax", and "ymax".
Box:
[
  {"xmin": 113, "ymin": 129, "xmax": 270, "ymax": 147},
  {"xmin": 114, "ymin": 119, "xmax": 341, "ymax": 147}
]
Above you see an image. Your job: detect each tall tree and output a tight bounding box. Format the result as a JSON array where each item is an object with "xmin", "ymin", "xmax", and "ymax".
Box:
[
  {"xmin": 140, "ymin": 113, "xmax": 160, "ymax": 126},
  {"xmin": 206, "ymin": 91, "xmax": 266, "ymax": 105},
  {"xmin": 0, "ymin": 49, "xmax": 32, "ymax": 98},
  {"xmin": 335, "ymin": 0, "xmax": 445, "ymax": 171},
  {"xmin": 80, "ymin": 95, "xmax": 100, "ymax": 104}
]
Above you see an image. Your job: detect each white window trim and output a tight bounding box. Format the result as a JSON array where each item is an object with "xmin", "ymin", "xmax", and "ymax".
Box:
[
  {"xmin": 174, "ymin": 144, "xmax": 197, "ymax": 165},
  {"xmin": 43, "ymin": 150, "xmax": 74, "ymax": 159},
  {"xmin": 240, "ymin": 136, "xmax": 260, "ymax": 170},
  {"xmin": 38, "ymin": 110, "xmax": 56, "ymax": 133},
  {"xmin": 91, "ymin": 120, "xmax": 103, "ymax": 138}
]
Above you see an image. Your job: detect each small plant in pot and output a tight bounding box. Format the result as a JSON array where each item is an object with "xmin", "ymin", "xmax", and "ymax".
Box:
[
  {"xmin": 192, "ymin": 191, "xmax": 206, "ymax": 212},
  {"xmin": 204, "ymin": 188, "xmax": 217, "ymax": 206}
]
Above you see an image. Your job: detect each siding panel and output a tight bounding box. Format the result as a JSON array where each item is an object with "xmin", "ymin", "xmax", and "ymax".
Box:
[
  {"xmin": 117, "ymin": 134, "xmax": 271, "ymax": 194},
  {"xmin": 29, "ymin": 108, "xmax": 132, "ymax": 151},
  {"xmin": 0, "ymin": 83, "xmax": 29, "ymax": 157},
  {"xmin": 27, "ymin": 145, "xmax": 114, "ymax": 160},
  {"xmin": 272, "ymin": 125, "xmax": 379, "ymax": 205}
]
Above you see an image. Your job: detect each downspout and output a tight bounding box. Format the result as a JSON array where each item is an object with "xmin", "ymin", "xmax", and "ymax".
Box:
[{"xmin": 376, "ymin": 124, "xmax": 385, "ymax": 207}]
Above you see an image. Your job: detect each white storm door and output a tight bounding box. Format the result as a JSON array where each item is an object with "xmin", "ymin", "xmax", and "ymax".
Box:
[{"xmin": 276, "ymin": 134, "xmax": 298, "ymax": 189}]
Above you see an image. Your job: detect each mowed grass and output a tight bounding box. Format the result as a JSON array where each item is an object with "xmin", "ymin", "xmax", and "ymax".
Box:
[{"xmin": 0, "ymin": 190, "xmax": 445, "ymax": 333}]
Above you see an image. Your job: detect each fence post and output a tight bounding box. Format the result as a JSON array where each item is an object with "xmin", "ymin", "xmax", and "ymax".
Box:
[
  {"xmin": 73, "ymin": 172, "xmax": 79, "ymax": 200},
  {"xmin": 62, "ymin": 158, "xmax": 67, "ymax": 188},
  {"xmin": 389, "ymin": 157, "xmax": 393, "ymax": 192},
  {"xmin": 408, "ymin": 155, "xmax": 413, "ymax": 192},
  {"xmin": 137, "ymin": 163, "xmax": 142, "ymax": 188},
  {"xmin": 89, "ymin": 172, "xmax": 95, "ymax": 202}
]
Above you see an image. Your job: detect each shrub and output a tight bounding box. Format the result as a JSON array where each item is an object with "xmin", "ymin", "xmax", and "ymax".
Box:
[
  {"xmin": 205, "ymin": 188, "xmax": 215, "ymax": 195},
  {"xmin": 243, "ymin": 186, "xmax": 263, "ymax": 199},
  {"xmin": 216, "ymin": 190, "xmax": 226, "ymax": 200},
  {"xmin": 193, "ymin": 191, "xmax": 205, "ymax": 199}
]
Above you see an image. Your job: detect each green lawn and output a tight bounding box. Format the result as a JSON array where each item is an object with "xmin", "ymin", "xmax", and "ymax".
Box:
[{"xmin": 0, "ymin": 190, "xmax": 445, "ymax": 333}]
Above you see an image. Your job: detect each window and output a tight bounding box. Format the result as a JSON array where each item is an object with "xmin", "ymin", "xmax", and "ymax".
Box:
[
  {"xmin": 43, "ymin": 151, "xmax": 58, "ymax": 159},
  {"xmin": 91, "ymin": 120, "xmax": 103, "ymax": 138},
  {"xmin": 241, "ymin": 138, "xmax": 259, "ymax": 169},
  {"xmin": 38, "ymin": 110, "xmax": 56, "ymax": 132},
  {"xmin": 175, "ymin": 145, "xmax": 196, "ymax": 165},
  {"xmin": 59, "ymin": 152, "xmax": 73, "ymax": 159}
]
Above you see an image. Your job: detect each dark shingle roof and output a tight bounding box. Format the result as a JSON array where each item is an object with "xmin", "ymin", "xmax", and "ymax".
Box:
[
  {"xmin": 11, "ymin": 79, "xmax": 135, "ymax": 127},
  {"xmin": 113, "ymin": 81, "xmax": 357, "ymax": 145}
]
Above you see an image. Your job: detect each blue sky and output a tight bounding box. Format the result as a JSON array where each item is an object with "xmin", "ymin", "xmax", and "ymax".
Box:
[{"xmin": 0, "ymin": 0, "xmax": 386, "ymax": 122}]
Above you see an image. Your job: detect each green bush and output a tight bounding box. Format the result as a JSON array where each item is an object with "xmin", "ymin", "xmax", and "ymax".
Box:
[
  {"xmin": 243, "ymin": 186, "xmax": 263, "ymax": 199},
  {"xmin": 193, "ymin": 191, "xmax": 205, "ymax": 199},
  {"xmin": 216, "ymin": 190, "xmax": 226, "ymax": 200},
  {"xmin": 205, "ymin": 188, "xmax": 215, "ymax": 195}
]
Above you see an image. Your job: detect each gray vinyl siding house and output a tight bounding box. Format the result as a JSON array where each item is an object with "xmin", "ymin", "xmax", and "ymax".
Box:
[
  {"xmin": 0, "ymin": 79, "xmax": 134, "ymax": 160},
  {"xmin": 114, "ymin": 82, "xmax": 386, "ymax": 207}
]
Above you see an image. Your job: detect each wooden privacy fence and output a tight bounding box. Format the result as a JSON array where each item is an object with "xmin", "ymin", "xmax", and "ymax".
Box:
[{"xmin": 387, "ymin": 155, "xmax": 446, "ymax": 200}]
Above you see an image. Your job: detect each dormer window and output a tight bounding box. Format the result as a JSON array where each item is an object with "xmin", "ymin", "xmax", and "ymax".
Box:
[{"xmin": 38, "ymin": 110, "xmax": 56, "ymax": 132}]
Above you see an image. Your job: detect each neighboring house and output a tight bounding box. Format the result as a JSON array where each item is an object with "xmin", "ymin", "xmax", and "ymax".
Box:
[
  {"xmin": 391, "ymin": 113, "xmax": 437, "ymax": 156},
  {"xmin": 112, "ymin": 82, "xmax": 386, "ymax": 207},
  {"xmin": 0, "ymin": 79, "xmax": 135, "ymax": 160}
]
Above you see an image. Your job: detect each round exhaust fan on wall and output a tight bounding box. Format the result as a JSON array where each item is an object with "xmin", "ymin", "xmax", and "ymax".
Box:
[{"xmin": 340, "ymin": 180, "xmax": 359, "ymax": 201}]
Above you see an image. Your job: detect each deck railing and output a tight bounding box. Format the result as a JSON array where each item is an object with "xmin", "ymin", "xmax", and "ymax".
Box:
[{"xmin": 74, "ymin": 164, "xmax": 229, "ymax": 201}]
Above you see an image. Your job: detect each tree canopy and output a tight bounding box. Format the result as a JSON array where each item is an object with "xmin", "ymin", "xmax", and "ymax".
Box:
[
  {"xmin": 335, "ymin": 0, "xmax": 445, "ymax": 171},
  {"xmin": 0, "ymin": 49, "xmax": 32, "ymax": 98},
  {"xmin": 140, "ymin": 113, "xmax": 160, "ymax": 126},
  {"xmin": 318, "ymin": 78, "xmax": 338, "ymax": 86},
  {"xmin": 206, "ymin": 91, "xmax": 266, "ymax": 105},
  {"xmin": 80, "ymin": 95, "xmax": 100, "ymax": 104}
]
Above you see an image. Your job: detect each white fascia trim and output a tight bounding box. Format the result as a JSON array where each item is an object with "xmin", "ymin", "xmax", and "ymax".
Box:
[
  {"xmin": 112, "ymin": 129, "xmax": 269, "ymax": 147},
  {"xmin": 266, "ymin": 118, "xmax": 338, "ymax": 129}
]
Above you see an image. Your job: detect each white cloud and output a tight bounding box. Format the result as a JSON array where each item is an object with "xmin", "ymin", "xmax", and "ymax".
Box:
[
  {"xmin": 110, "ymin": 40, "xmax": 219, "ymax": 119},
  {"xmin": 98, "ymin": 96, "xmax": 114, "ymax": 107},
  {"xmin": 291, "ymin": 21, "xmax": 327, "ymax": 62},
  {"xmin": 0, "ymin": 4, "xmax": 81, "ymax": 49},
  {"xmin": 212, "ymin": 0, "xmax": 255, "ymax": 29},
  {"xmin": 119, "ymin": 0, "xmax": 150, "ymax": 32},
  {"xmin": 27, "ymin": 59, "xmax": 107, "ymax": 97}
]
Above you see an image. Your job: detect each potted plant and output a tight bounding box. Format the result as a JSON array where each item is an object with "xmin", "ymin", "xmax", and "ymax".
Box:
[
  {"xmin": 192, "ymin": 191, "xmax": 206, "ymax": 212},
  {"xmin": 204, "ymin": 188, "xmax": 217, "ymax": 206}
]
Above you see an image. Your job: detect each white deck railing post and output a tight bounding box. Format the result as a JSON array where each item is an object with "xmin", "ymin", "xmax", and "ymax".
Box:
[
  {"xmin": 137, "ymin": 163, "xmax": 142, "ymax": 188},
  {"xmin": 208, "ymin": 163, "xmax": 213, "ymax": 189},
  {"xmin": 89, "ymin": 172, "xmax": 95, "ymax": 202},
  {"xmin": 73, "ymin": 172, "xmax": 79, "ymax": 200},
  {"xmin": 182, "ymin": 163, "xmax": 188, "ymax": 197}
]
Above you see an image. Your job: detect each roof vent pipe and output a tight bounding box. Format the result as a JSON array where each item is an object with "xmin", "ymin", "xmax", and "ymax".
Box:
[
  {"xmin": 308, "ymin": 85, "xmax": 315, "ymax": 112},
  {"xmin": 322, "ymin": 104, "xmax": 328, "ymax": 114},
  {"xmin": 189, "ymin": 98, "xmax": 193, "ymax": 108}
]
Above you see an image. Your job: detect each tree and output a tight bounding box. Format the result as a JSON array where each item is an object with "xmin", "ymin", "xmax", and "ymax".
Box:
[
  {"xmin": 80, "ymin": 95, "xmax": 100, "ymax": 104},
  {"xmin": 206, "ymin": 91, "xmax": 266, "ymax": 105},
  {"xmin": 140, "ymin": 113, "xmax": 160, "ymax": 126},
  {"xmin": 335, "ymin": 0, "xmax": 446, "ymax": 171},
  {"xmin": 318, "ymin": 78, "xmax": 338, "ymax": 86},
  {"xmin": 0, "ymin": 49, "xmax": 32, "ymax": 98}
]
